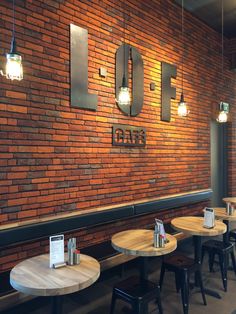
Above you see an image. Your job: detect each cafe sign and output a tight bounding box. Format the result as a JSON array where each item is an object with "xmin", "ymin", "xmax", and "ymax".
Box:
[{"xmin": 112, "ymin": 125, "xmax": 146, "ymax": 147}]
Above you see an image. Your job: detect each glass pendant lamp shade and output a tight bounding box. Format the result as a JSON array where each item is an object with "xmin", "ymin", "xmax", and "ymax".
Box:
[
  {"xmin": 217, "ymin": 102, "xmax": 229, "ymax": 123},
  {"xmin": 178, "ymin": 93, "xmax": 188, "ymax": 117},
  {"xmin": 6, "ymin": 38, "xmax": 23, "ymax": 80},
  {"xmin": 117, "ymin": 74, "xmax": 131, "ymax": 106},
  {"xmin": 1, "ymin": 0, "xmax": 23, "ymax": 81},
  {"xmin": 117, "ymin": 86, "xmax": 131, "ymax": 106},
  {"xmin": 6, "ymin": 53, "xmax": 23, "ymax": 80},
  {"xmin": 217, "ymin": 110, "xmax": 228, "ymax": 123}
]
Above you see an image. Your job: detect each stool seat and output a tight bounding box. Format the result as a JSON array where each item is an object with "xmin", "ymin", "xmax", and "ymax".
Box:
[
  {"xmin": 203, "ymin": 239, "xmax": 234, "ymax": 252},
  {"xmin": 113, "ymin": 276, "xmax": 158, "ymax": 299},
  {"xmin": 164, "ymin": 254, "xmax": 199, "ymax": 270},
  {"xmin": 159, "ymin": 254, "xmax": 206, "ymax": 314},
  {"xmin": 202, "ymin": 239, "xmax": 236, "ymax": 291},
  {"xmin": 110, "ymin": 275, "xmax": 162, "ymax": 314}
]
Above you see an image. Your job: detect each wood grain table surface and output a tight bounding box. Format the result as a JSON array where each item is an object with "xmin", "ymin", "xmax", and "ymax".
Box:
[
  {"xmin": 111, "ymin": 229, "xmax": 177, "ymax": 257},
  {"xmin": 213, "ymin": 207, "xmax": 236, "ymax": 221},
  {"xmin": 223, "ymin": 197, "xmax": 236, "ymax": 204},
  {"xmin": 171, "ymin": 216, "xmax": 226, "ymax": 236},
  {"xmin": 10, "ymin": 254, "xmax": 100, "ymax": 297}
]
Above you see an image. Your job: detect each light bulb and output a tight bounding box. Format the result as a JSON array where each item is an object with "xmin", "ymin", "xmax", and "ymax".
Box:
[
  {"xmin": 178, "ymin": 101, "xmax": 188, "ymax": 117},
  {"xmin": 6, "ymin": 53, "xmax": 23, "ymax": 81},
  {"xmin": 217, "ymin": 110, "xmax": 228, "ymax": 123},
  {"xmin": 117, "ymin": 86, "xmax": 131, "ymax": 106}
]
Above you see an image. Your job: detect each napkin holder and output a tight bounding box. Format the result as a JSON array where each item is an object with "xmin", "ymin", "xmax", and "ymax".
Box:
[
  {"xmin": 226, "ymin": 202, "xmax": 234, "ymax": 215},
  {"xmin": 203, "ymin": 207, "xmax": 215, "ymax": 229}
]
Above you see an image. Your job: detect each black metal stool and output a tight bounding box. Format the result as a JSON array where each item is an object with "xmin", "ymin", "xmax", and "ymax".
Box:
[
  {"xmin": 229, "ymin": 229, "xmax": 236, "ymax": 242},
  {"xmin": 110, "ymin": 275, "xmax": 163, "ymax": 314},
  {"xmin": 159, "ymin": 254, "xmax": 206, "ymax": 314},
  {"xmin": 202, "ymin": 239, "xmax": 236, "ymax": 291}
]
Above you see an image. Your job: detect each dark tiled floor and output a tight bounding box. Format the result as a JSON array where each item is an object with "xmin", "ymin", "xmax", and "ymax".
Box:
[{"xmin": 2, "ymin": 237, "xmax": 236, "ymax": 314}]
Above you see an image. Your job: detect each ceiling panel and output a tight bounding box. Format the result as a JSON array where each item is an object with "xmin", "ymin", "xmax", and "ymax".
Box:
[{"xmin": 174, "ymin": 0, "xmax": 236, "ymax": 38}]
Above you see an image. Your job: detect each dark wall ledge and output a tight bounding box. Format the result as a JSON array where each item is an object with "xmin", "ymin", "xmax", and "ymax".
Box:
[{"xmin": 0, "ymin": 189, "xmax": 212, "ymax": 248}]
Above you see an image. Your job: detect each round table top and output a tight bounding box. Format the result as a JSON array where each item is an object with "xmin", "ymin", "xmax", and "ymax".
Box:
[
  {"xmin": 171, "ymin": 216, "xmax": 226, "ymax": 236},
  {"xmin": 223, "ymin": 197, "xmax": 236, "ymax": 204},
  {"xmin": 10, "ymin": 254, "xmax": 100, "ymax": 297},
  {"xmin": 111, "ymin": 229, "xmax": 177, "ymax": 257},
  {"xmin": 214, "ymin": 207, "xmax": 236, "ymax": 221}
]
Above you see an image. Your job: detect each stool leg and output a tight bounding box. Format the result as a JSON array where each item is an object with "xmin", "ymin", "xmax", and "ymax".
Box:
[
  {"xmin": 180, "ymin": 272, "xmax": 189, "ymax": 314},
  {"xmin": 133, "ymin": 301, "xmax": 143, "ymax": 314},
  {"xmin": 201, "ymin": 247, "xmax": 205, "ymax": 264},
  {"xmin": 175, "ymin": 272, "xmax": 181, "ymax": 292},
  {"xmin": 230, "ymin": 251, "xmax": 236, "ymax": 274},
  {"xmin": 156, "ymin": 287, "xmax": 163, "ymax": 314},
  {"xmin": 110, "ymin": 292, "xmax": 117, "ymax": 314},
  {"xmin": 51, "ymin": 296, "xmax": 63, "ymax": 314},
  {"xmin": 219, "ymin": 254, "xmax": 227, "ymax": 292},
  {"xmin": 209, "ymin": 251, "xmax": 215, "ymax": 272},
  {"xmin": 159, "ymin": 263, "xmax": 165, "ymax": 290},
  {"xmin": 196, "ymin": 270, "xmax": 207, "ymax": 305}
]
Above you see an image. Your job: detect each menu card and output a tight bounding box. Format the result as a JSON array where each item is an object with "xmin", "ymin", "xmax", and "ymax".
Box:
[
  {"xmin": 203, "ymin": 207, "xmax": 215, "ymax": 228},
  {"xmin": 49, "ymin": 234, "xmax": 64, "ymax": 268}
]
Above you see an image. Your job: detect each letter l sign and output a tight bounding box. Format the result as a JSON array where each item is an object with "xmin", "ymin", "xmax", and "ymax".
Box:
[{"xmin": 70, "ymin": 24, "xmax": 98, "ymax": 110}]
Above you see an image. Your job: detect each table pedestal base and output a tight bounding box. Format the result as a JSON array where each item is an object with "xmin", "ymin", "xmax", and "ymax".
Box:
[
  {"xmin": 51, "ymin": 296, "xmax": 63, "ymax": 314},
  {"xmin": 193, "ymin": 236, "xmax": 222, "ymax": 299}
]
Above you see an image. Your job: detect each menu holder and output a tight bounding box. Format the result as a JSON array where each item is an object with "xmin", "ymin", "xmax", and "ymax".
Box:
[
  {"xmin": 154, "ymin": 219, "xmax": 167, "ymax": 247},
  {"xmin": 155, "ymin": 219, "xmax": 167, "ymax": 241},
  {"xmin": 203, "ymin": 207, "xmax": 215, "ymax": 229},
  {"xmin": 49, "ymin": 234, "xmax": 65, "ymax": 268}
]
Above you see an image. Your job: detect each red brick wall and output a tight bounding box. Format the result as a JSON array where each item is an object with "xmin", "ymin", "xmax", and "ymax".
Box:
[{"xmin": 0, "ymin": 0, "xmax": 235, "ymax": 270}]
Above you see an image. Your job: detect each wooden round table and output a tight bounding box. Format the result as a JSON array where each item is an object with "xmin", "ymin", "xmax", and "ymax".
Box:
[
  {"xmin": 112, "ymin": 229, "xmax": 177, "ymax": 257},
  {"xmin": 214, "ymin": 207, "xmax": 236, "ymax": 244},
  {"xmin": 171, "ymin": 216, "xmax": 226, "ymax": 237},
  {"xmin": 112, "ymin": 229, "xmax": 177, "ymax": 279},
  {"xmin": 10, "ymin": 254, "xmax": 100, "ymax": 314},
  {"xmin": 171, "ymin": 216, "xmax": 226, "ymax": 299},
  {"xmin": 223, "ymin": 197, "xmax": 236, "ymax": 205}
]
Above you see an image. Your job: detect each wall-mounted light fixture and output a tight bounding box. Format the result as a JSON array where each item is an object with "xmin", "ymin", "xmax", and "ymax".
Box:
[
  {"xmin": 217, "ymin": 102, "xmax": 229, "ymax": 123},
  {"xmin": 217, "ymin": 0, "xmax": 229, "ymax": 123},
  {"xmin": 116, "ymin": 1, "xmax": 131, "ymax": 108},
  {"xmin": 178, "ymin": 0, "xmax": 188, "ymax": 117},
  {"xmin": 0, "ymin": 0, "xmax": 23, "ymax": 81}
]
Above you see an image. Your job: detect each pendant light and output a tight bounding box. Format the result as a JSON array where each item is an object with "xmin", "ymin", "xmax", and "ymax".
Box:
[
  {"xmin": 0, "ymin": 0, "xmax": 23, "ymax": 81},
  {"xmin": 117, "ymin": 1, "xmax": 131, "ymax": 109},
  {"xmin": 217, "ymin": 0, "xmax": 229, "ymax": 123},
  {"xmin": 178, "ymin": 0, "xmax": 188, "ymax": 117}
]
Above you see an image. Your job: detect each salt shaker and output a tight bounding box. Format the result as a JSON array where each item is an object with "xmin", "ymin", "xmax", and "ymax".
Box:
[{"xmin": 68, "ymin": 238, "xmax": 76, "ymax": 265}]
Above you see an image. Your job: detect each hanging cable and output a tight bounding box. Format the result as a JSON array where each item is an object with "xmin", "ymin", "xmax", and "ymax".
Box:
[
  {"xmin": 217, "ymin": 0, "xmax": 229, "ymax": 123},
  {"xmin": 181, "ymin": 0, "xmax": 184, "ymax": 94},
  {"xmin": 178, "ymin": 0, "xmax": 188, "ymax": 117},
  {"xmin": 13, "ymin": 0, "xmax": 15, "ymax": 38},
  {"xmin": 221, "ymin": 0, "xmax": 224, "ymax": 79}
]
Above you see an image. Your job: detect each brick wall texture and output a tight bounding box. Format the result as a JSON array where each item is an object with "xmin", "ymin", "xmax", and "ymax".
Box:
[{"xmin": 0, "ymin": 0, "xmax": 235, "ymax": 271}]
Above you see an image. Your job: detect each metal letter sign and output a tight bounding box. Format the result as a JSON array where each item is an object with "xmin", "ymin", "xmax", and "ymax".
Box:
[
  {"xmin": 115, "ymin": 43, "xmax": 144, "ymax": 116},
  {"xmin": 161, "ymin": 62, "xmax": 177, "ymax": 122},
  {"xmin": 70, "ymin": 24, "xmax": 98, "ymax": 110},
  {"xmin": 112, "ymin": 125, "xmax": 146, "ymax": 147}
]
